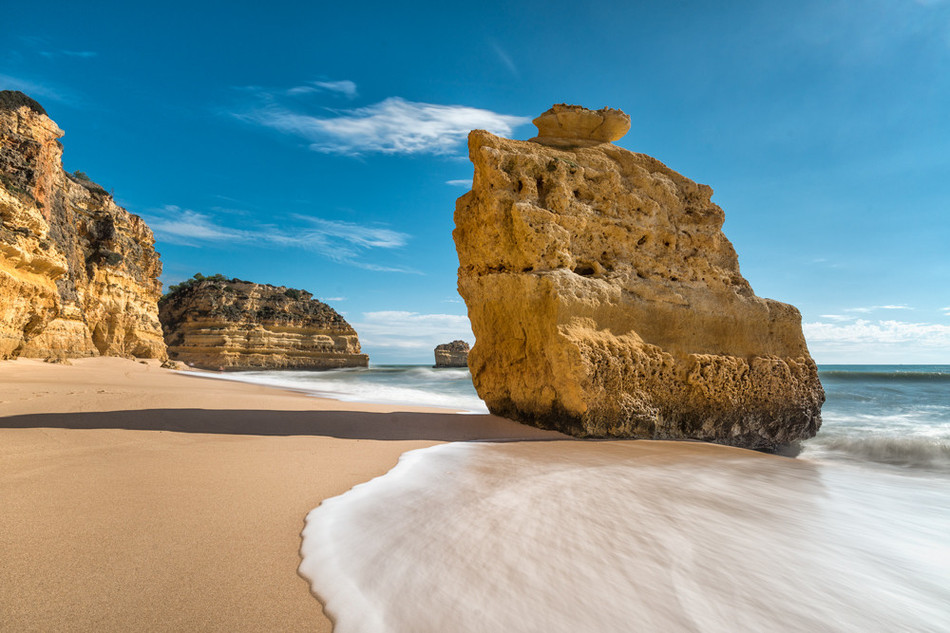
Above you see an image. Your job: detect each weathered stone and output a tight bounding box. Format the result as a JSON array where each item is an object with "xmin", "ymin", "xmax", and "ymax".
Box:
[
  {"xmin": 0, "ymin": 91, "xmax": 165, "ymax": 360},
  {"xmin": 453, "ymin": 105, "xmax": 824, "ymax": 450},
  {"xmin": 159, "ymin": 276, "xmax": 369, "ymax": 370},
  {"xmin": 434, "ymin": 340, "xmax": 469, "ymax": 367},
  {"xmin": 532, "ymin": 104, "xmax": 631, "ymax": 143}
]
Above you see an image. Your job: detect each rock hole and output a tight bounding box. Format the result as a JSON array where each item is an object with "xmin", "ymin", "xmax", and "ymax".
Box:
[
  {"xmin": 664, "ymin": 241, "xmax": 671, "ymax": 247},
  {"xmin": 517, "ymin": 180, "xmax": 524, "ymax": 193},
  {"xmin": 637, "ymin": 235, "xmax": 647, "ymax": 246},
  {"xmin": 573, "ymin": 189, "xmax": 580, "ymax": 198},
  {"xmin": 522, "ymin": 266, "xmax": 533, "ymax": 273},
  {"xmin": 573, "ymin": 266, "xmax": 596, "ymax": 277}
]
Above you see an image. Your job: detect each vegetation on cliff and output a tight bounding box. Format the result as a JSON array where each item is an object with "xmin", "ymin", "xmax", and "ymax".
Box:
[{"xmin": 159, "ymin": 275, "xmax": 368, "ymax": 370}]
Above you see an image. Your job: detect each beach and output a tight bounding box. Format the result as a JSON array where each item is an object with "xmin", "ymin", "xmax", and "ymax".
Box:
[
  {"xmin": 3, "ymin": 359, "xmax": 948, "ymax": 633},
  {"xmin": 0, "ymin": 357, "xmax": 562, "ymax": 632}
]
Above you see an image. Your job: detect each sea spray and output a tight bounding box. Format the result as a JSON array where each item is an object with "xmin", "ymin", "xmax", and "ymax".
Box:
[{"xmin": 299, "ymin": 440, "xmax": 949, "ymax": 633}]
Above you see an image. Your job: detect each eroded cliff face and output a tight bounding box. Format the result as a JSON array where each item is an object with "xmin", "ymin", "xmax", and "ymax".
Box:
[
  {"xmin": 434, "ymin": 340, "xmax": 469, "ymax": 368},
  {"xmin": 159, "ymin": 277, "xmax": 369, "ymax": 370},
  {"xmin": 454, "ymin": 104, "xmax": 824, "ymax": 449},
  {"xmin": 0, "ymin": 91, "xmax": 165, "ymax": 360}
]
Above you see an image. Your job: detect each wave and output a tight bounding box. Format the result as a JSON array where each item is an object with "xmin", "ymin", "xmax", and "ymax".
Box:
[
  {"xmin": 820, "ymin": 370, "xmax": 950, "ymax": 382},
  {"xmin": 805, "ymin": 434, "xmax": 950, "ymax": 472},
  {"xmin": 300, "ymin": 441, "xmax": 950, "ymax": 633}
]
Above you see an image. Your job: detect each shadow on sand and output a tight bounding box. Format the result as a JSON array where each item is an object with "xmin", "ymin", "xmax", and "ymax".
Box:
[{"xmin": 0, "ymin": 408, "xmax": 567, "ymax": 442}]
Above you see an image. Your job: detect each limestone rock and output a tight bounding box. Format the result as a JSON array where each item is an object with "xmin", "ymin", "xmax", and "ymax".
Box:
[
  {"xmin": 434, "ymin": 340, "xmax": 469, "ymax": 367},
  {"xmin": 0, "ymin": 91, "xmax": 165, "ymax": 360},
  {"xmin": 532, "ymin": 104, "xmax": 631, "ymax": 143},
  {"xmin": 159, "ymin": 276, "xmax": 369, "ymax": 370},
  {"xmin": 453, "ymin": 105, "xmax": 824, "ymax": 450}
]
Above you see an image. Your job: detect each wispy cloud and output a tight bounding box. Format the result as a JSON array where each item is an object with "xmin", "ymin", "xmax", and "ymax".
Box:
[
  {"xmin": 844, "ymin": 304, "xmax": 914, "ymax": 313},
  {"xmin": 446, "ymin": 179, "xmax": 472, "ymax": 187},
  {"xmin": 818, "ymin": 314, "xmax": 856, "ymax": 322},
  {"xmin": 0, "ymin": 73, "xmax": 67, "ymax": 103},
  {"xmin": 144, "ymin": 205, "xmax": 416, "ymax": 273},
  {"xmin": 39, "ymin": 50, "xmax": 97, "ymax": 59},
  {"xmin": 942, "ymin": 306, "xmax": 950, "ymax": 316},
  {"xmin": 238, "ymin": 96, "xmax": 529, "ymax": 156},
  {"xmin": 490, "ymin": 41, "xmax": 520, "ymax": 78},
  {"xmin": 352, "ymin": 311, "xmax": 473, "ymax": 350},
  {"xmin": 286, "ymin": 79, "xmax": 357, "ymax": 98}
]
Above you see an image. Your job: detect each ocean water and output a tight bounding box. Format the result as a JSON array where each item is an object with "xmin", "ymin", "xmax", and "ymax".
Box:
[
  {"xmin": 204, "ymin": 365, "xmax": 489, "ymax": 413},
  {"xmin": 225, "ymin": 365, "xmax": 950, "ymax": 632}
]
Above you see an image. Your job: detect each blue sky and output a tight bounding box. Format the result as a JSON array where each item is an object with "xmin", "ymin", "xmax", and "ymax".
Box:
[{"xmin": 2, "ymin": 0, "xmax": 948, "ymax": 363}]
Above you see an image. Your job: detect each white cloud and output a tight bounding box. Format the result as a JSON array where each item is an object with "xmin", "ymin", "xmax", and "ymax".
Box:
[
  {"xmin": 353, "ymin": 311, "xmax": 473, "ymax": 351},
  {"xmin": 286, "ymin": 80, "xmax": 357, "ymax": 98},
  {"xmin": 446, "ymin": 179, "xmax": 472, "ymax": 187},
  {"xmin": 241, "ymin": 96, "xmax": 529, "ymax": 156},
  {"xmin": 803, "ymin": 318, "xmax": 950, "ymax": 363},
  {"xmin": 145, "ymin": 205, "xmax": 416, "ymax": 273},
  {"xmin": 844, "ymin": 305, "xmax": 914, "ymax": 313},
  {"xmin": 818, "ymin": 314, "xmax": 856, "ymax": 322}
]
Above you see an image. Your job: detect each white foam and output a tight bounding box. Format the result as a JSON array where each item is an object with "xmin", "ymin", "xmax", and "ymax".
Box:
[
  {"xmin": 299, "ymin": 441, "xmax": 950, "ymax": 633},
  {"xmin": 191, "ymin": 367, "xmax": 489, "ymax": 413}
]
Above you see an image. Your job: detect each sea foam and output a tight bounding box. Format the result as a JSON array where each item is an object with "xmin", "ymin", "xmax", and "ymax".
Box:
[{"xmin": 299, "ymin": 440, "xmax": 949, "ymax": 633}]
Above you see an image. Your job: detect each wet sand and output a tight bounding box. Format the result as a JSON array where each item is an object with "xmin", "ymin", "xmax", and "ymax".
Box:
[{"xmin": 0, "ymin": 357, "xmax": 563, "ymax": 632}]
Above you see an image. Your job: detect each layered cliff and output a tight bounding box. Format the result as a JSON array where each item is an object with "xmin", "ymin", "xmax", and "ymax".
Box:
[
  {"xmin": 0, "ymin": 91, "xmax": 165, "ymax": 360},
  {"xmin": 434, "ymin": 340, "xmax": 469, "ymax": 367},
  {"xmin": 454, "ymin": 104, "xmax": 824, "ymax": 449},
  {"xmin": 159, "ymin": 275, "xmax": 369, "ymax": 370}
]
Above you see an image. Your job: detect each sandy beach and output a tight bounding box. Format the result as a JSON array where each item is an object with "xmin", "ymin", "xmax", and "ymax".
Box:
[{"xmin": 0, "ymin": 357, "xmax": 563, "ymax": 632}]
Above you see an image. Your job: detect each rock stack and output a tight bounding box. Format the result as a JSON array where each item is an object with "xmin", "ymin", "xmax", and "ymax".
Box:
[
  {"xmin": 453, "ymin": 104, "xmax": 824, "ymax": 449},
  {"xmin": 434, "ymin": 340, "xmax": 469, "ymax": 367},
  {"xmin": 159, "ymin": 275, "xmax": 368, "ymax": 370},
  {"xmin": 0, "ymin": 91, "xmax": 165, "ymax": 360}
]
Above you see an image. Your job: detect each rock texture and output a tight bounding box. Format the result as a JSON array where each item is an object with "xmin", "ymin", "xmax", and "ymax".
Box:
[
  {"xmin": 0, "ymin": 91, "xmax": 165, "ymax": 360},
  {"xmin": 159, "ymin": 276, "xmax": 369, "ymax": 370},
  {"xmin": 434, "ymin": 340, "xmax": 469, "ymax": 367},
  {"xmin": 453, "ymin": 104, "xmax": 824, "ymax": 449}
]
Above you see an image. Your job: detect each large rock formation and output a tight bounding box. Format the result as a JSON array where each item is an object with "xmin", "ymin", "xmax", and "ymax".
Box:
[
  {"xmin": 434, "ymin": 340, "xmax": 469, "ymax": 367},
  {"xmin": 159, "ymin": 275, "xmax": 369, "ymax": 370},
  {"xmin": 0, "ymin": 91, "xmax": 165, "ymax": 360},
  {"xmin": 453, "ymin": 104, "xmax": 824, "ymax": 449}
]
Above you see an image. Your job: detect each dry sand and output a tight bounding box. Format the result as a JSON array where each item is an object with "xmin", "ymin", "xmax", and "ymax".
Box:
[{"xmin": 0, "ymin": 357, "xmax": 564, "ymax": 632}]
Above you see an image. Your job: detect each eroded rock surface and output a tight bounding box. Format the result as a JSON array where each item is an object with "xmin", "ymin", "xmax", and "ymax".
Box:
[
  {"xmin": 434, "ymin": 340, "xmax": 469, "ymax": 367},
  {"xmin": 532, "ymin": 104, "xmax": 631, "ymax": 143},
  {"xmin": 159, "ymin": 276, "xmax": 368, "ymax": 370},
  {"xmin": 453, "ymin": 105, "xmax": 823, "ymax": 449},
  {"xmin": 0, "ymin": 91, "xmax": 165, "ymax": 360}
]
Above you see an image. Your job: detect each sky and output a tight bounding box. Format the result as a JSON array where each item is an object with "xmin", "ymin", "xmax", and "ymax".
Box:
[{"xmin": 2, "ymin": 0, "xmax": 948, "ymax": 364}]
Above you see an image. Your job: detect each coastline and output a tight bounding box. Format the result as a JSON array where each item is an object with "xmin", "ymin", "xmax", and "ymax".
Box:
[{"xmin": 0, "ymin": 357, "xmax": 563, "ymax": 632}]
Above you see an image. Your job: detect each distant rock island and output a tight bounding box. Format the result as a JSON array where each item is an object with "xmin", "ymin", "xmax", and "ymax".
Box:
[
  {"xmin": 434, "ymin": 340, "xmax": 469, "ymax": 367},
  {"xmin": 454, "ymin": 103, "xmax": 824, "ymax": 449},
  {"xmin": 159, "ymin": 274, "xmax": 369, "ymax": 370},
  {"xmin": 0, "ymin": 91, "xmax": 165, "ymax": 360}
]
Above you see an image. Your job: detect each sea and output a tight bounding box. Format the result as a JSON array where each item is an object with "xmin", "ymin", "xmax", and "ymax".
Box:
[{"xmin": 216, "ymin": 365, "xmax": 950, "ymax": 632}]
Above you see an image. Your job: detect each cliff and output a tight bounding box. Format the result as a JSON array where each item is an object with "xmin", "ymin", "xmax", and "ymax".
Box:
[
  {"xmin": 434, "ymin": 340, "xmax": 469, "ymax": 367},
  {"xmin": 159, "ymin": 275, "xmax": 369, "ymax": 370},
  {"xmin": 0, "ymin": 91, "xmax": 165, "ymax": 360},
  {"xmin": 453, "ymin": 104, "xmax": 824, "ymax": 449}
]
